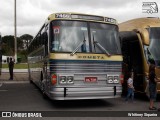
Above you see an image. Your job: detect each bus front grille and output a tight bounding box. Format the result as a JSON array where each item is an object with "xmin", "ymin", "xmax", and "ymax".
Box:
[{"xmin": 49, "ymin": 61, "xmax": 121, "ymax": 73}]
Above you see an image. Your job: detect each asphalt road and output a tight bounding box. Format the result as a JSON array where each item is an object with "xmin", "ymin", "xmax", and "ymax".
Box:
[{"xmin": 0, "ymin": 82, "xmax": 160, "ymax": 120}]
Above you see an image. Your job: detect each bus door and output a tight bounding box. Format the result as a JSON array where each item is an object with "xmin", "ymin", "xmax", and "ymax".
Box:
[{"xmin": 120, "ymin": 31, "xmax": 144, "ymax": 93}]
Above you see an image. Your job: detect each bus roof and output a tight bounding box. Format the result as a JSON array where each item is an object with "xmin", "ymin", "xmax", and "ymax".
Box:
[
  {"xmin": 119, "ymin": 17, "xmax": 160, "ymax": 31},
  {"xmin": 47, "ymin": 12, "xmax": 118, "ymax": 25}
]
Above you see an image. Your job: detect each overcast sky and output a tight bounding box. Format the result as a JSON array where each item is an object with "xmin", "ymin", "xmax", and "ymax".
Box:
[{"xmin": 0, "ymin": 0, "xmax": 160, "ymax": 37}]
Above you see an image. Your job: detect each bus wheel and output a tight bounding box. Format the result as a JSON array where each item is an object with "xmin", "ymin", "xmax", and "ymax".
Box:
[{"xmin": 42, "ymin": 84, "xmax": 47, "ymax": 99}]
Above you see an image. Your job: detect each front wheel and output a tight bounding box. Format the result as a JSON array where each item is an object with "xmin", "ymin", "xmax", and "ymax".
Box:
[{"xmin": 41, "ymin": 84, "xmax": 47, "ymax": 99}]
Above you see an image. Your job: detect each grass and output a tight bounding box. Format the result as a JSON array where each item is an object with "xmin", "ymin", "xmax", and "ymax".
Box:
[{"xmin": 2, "ymin": 63, "xmax": 28, "ymax": 69}]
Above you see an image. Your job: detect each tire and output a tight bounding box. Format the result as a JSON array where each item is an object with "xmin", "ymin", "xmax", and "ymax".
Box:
[{"xmin": 41, "ymin": 84, "xmax": 47, "ymax": 99}]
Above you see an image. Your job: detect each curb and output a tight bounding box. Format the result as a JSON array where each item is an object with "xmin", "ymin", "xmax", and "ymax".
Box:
[{"xmin": 2, "ymin": 69, "xmax": 28, "ymax": 73}]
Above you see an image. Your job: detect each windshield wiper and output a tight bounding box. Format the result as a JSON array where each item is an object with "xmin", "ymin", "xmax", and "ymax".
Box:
[
  {"xmin": 94, "ymin": 41, "xmax": 111, "ymax": 57},
  {"xmin": 92, "ymin": 34, "xmax": 111, "ymax": 57},
  {"xmin": 70, "ymin": 33, "xmax": 86, "ymax": 56}
]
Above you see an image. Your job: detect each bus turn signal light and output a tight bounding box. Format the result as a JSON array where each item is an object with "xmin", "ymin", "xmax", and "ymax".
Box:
[
  {"xmin": 51, "ymin": 74, "xmax": 57, "ymax": 85},
  {"xmin": 120, "ymin": 74, "xmax": 124, "ymax": 84}
]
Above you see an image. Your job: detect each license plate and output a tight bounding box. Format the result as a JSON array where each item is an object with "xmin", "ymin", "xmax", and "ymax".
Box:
[{"xmin": 85, "ymin": 77, "xmax": 97, "ymax": 82}]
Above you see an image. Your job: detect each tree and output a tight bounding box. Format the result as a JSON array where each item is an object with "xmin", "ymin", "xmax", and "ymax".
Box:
[
  {"xmin": 1, "ymin": 34, "xmax": 33, "ymax": 62},
  {"xmin": 19, "ymin": 34, "xmax": 33, "ymax": 62},
  {"xmin": 2, "ymin": 35, "xmax": 15, "ymax": 55},
  {"xmin": 20, "ymin": 34, "xmax": 33, "ymax": 49},
  {"xmin": 2, "ymin": 35, "xmax": 23, "ymax": 56}
]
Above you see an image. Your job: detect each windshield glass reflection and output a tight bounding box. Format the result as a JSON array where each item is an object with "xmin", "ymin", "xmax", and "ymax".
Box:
[
  {"xmin": 51, "ymin": 20, "xmax": 121, "ymax": 54},
  {"xmin": 146, "ymin": 27, "xmax": 160, "ymax": 66},
  {"xmin": 90, "ymin": 22, "xmax": 121, "ymax": 54}
]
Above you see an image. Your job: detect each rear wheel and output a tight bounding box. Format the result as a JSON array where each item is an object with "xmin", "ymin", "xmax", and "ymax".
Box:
[
  {"xmin": 40, "ymin": 71, "xmax": 48, "ymax": 99},
  {"xmin": 41, "ymin": 84, "xmax": 47, "ymax": 99}
]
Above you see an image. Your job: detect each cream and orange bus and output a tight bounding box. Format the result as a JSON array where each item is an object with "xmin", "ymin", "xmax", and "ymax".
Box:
[
  {"xmin": 28, "ymin": 12, "xmax": 123, "ymax": 100},
  {"xmin": 119, "ymin": 17, "xmax": 160, "ymax": 95}
]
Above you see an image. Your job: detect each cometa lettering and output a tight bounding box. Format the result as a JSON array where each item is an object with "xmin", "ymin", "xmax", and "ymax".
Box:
[{"xmin": 78, "ymin": 56, "xmax": 104, "ymax": 59}]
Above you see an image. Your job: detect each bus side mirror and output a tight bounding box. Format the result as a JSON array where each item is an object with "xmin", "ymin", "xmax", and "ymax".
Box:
[{"xmin": 140, "ymin": 29, "xmax": 150, "ymax": 45}]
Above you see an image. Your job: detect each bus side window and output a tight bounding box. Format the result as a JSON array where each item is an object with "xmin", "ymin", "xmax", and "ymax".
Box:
[
  {"xmin": 35, "ymin": 34, "xmax": 40, "ymax": 47},
  {"xmin": 39, "ymin": 34, "xmax": 43, "ymax": 46},
  {"xmin": 42, "ymin": 32, "xmax": 48, "ymax": 56},
  {"xmin": 35, "ymin": 38, "xmax": 38, "ymax": 49}
]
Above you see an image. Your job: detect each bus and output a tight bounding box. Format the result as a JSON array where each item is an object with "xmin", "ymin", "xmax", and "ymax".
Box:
[
  {"xmin": 28, "ymin": 12, "xmax": 123, "ymax": 100},
  {"xmin": 119, "ymin": 17, "xmax": 160, "ymax": 95}
]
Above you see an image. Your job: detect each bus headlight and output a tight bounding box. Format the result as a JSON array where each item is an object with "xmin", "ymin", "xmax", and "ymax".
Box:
[
  {"xmin": 59, "ymin": 76, "xmax": 67, "ymax": 84},
  {"xmin": 59, "ymin": 76, "xmax": 74, "ymax": 84},
  {"xmin": 107, "ymin": 76, "xmax": 113, "ymax": 83},
  {"xmin": 113, "ymin": 76, "xmax": 119, "ymax": 83},
  {"xmin": 67, "ymin": 76, "xmax": 74, "ymax": 84},
  {"xmin": 107, "ymin": 75, "xmax": 119, "ymax": 84}
]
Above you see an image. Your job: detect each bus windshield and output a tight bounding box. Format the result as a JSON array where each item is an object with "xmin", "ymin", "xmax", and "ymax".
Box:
[
  {"xmin": 90, "ymin": 22, "xmax": 121, "ymax": 54},
  {"xmin": 147, "ymin": 27, "xmax": 160, "ymax": 66},
  {"xmin": 51, "ymin": 20, "xmax": 121, "ymax": 54}
]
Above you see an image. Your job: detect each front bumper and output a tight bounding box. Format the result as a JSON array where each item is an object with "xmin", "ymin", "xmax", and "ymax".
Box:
[{"xmin": 49, "ymin": 86, "xmax": 122, "ymax": 100}]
